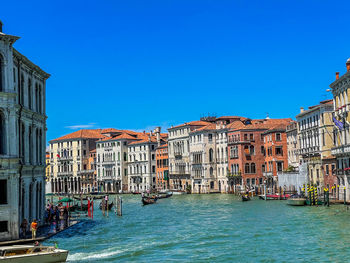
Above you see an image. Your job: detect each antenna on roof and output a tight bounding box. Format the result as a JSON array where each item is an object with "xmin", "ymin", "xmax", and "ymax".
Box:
[{"xmin": 266, "ymin": 113, "xmax": 270, "ymax": 120}]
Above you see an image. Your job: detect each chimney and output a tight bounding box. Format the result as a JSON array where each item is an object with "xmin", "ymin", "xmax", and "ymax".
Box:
[
  {"xmin": 346, "ymin": 58, "xmax": 350, "ymax": 72},
  {"xmin": 300, "ymin": 107, "xmax": 304, "ymax": 113},
  {"xmin": 0, "ymin": 20, "xmax": 3, "ymax": 33},
  {"xmin": 154, "ymin": 127, "xmax": 161, "ymax": 147},
  {"xmin": 336, "ymin": 72, "xmax": 340, "ymax": 80}
]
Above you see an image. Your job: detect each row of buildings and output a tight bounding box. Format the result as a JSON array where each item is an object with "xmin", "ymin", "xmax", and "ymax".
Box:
[
  {"xmin": 47, "ymin": 116, "xmax": 295, "ymax": 194},
  {"xmin": 46, "ymin": 58, "xmax": 350, "ymax": 199}
]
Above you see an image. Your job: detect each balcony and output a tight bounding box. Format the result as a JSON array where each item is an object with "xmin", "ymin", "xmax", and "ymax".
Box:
[
  {"xmin": 77, "ymin": 169, "xmax": 95, "ymax": 175},
  {"xmin": 57, "ymin": 171, "xmax": 73, "ymax": 177},
  {"xmin": 331, "ymin": 145, "xmax": 350, "ymax": 156},
  {"xmin": 58, "ymin": 156, "xmax": 73, "ymax": 162},
  {"xmin": 263, "ymin": 171, "xmax": 273, "ymax": 177}
]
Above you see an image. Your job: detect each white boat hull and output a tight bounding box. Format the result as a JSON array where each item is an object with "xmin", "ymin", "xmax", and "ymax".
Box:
[{"xmin": 0, "ymin": 249, "xmax": 68, "ymax": 263}]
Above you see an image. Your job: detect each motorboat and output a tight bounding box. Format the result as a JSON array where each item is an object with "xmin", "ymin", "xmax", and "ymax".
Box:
[
  {"xmin": 287, "ymin": 198, "xmax": 306, "ymax": 206},
  {"xmin": 0, "ymin": 245, "xmax": 68, "ymax": 262}
]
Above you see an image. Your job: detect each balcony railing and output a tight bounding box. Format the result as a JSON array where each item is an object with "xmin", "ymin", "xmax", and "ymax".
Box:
[
  {"xmin": 77, "ymin": 169, "xmax": 95, "ymax": 175},
  {"xmin": 331, "ymin": 145, "xmax": 350, "ymax": 156},
  {"xmin": 57, "ymin": 171, "xmax": 73, "ymax": 177},
  {"xmin": 263, "ymin": 171, "xmax": 273, "ymax": 177}
]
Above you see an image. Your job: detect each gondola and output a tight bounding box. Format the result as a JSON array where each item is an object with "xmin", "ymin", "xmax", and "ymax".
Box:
[
  {"xmin": 99, "ymin": 201, "xmax": 114, "ymax": 210},
  {"xmin": 242, "ymin": 195, "xmax": 251, "ymax": 202},
  {"xmin": 142, "ymin": 197, "xmax": 157, "ymax": 205}
]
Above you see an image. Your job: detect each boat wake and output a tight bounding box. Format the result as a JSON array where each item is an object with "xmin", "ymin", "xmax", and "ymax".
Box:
[{"xmin": 68, "ymin": 248, "xmax": 126, "ymax": 261}]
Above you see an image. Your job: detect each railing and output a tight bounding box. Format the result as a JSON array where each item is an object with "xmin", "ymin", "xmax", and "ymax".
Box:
[
  {"xmin": 77, "ymin": 169, "xmax": 95, "ymax": 175},
  {"xmin": 58, "ymin": 156, "xmax": 73, "ymax": 162},
  {"xmin": 263, "ymin": 171, "xmax": 273, "ymax": 177},
  {"xmin": 331, "ymin": 145, "xmax": 350, "ymax": 156},
  {"xmin": 57, "ymin": 171, "xmax": 73, "ymax": 177}
]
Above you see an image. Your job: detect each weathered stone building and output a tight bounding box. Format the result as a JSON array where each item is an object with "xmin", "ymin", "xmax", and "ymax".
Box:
[{"xmin": 0, "ymin": 22, "xmax": 49, "ymax": 241}]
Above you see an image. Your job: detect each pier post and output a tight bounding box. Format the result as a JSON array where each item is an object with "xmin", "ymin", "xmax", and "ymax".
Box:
[
  {"xmin": 117, "ymin": 196, "xmax": 122, "ymax": 216},
  {"xmin": 344, "ymin": 187, "xmax": 346, "ymax": 205},
  {"xmin": 264, "ymin": 183, "xmax": 267, "ymax": 201}
]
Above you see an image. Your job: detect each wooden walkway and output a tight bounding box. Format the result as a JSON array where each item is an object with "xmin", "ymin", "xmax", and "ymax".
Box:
[{"xmin": 0, "ymin": 220, "xmax": 80, "ymax": 247}]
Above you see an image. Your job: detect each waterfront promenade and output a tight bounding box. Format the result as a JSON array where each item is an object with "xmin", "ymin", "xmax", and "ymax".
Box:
[{"xmin": 43, "ymin": 194, "xmax": 350, "ymax": 262}]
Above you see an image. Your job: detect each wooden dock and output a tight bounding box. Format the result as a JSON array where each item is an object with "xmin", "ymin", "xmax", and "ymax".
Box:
[{"xmin": 0, "ymin": 221, "xmax": 80, "ymax": 247}]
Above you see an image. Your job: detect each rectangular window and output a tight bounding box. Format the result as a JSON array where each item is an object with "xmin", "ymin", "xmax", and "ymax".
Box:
[
  {"xmin": 0, "ymin": 180, "xmax": 7, "ymax": 204},
  {"xmin": 0, "ymin": 221, "xmax": 8, "ymax": 232},
  {"xmin": 325, "ymin": 164, "xmax": 329, "ymax": 175},
  {"xmin": 276, "ymin": 133, "xmax": 281, "ymax": 141},
  {"xmin": 277, "ymin": 161, "xmax": 283, "ymax": 172},
  {"xmin": 275, "ymin": 147, "xmax": 283, "ymax": 156},
  {"xmin": 152, "ymin": 166, "xmax": 156, "ymax": 173}
]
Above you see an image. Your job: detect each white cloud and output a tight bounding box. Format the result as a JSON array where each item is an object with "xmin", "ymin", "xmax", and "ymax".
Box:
[{"xmin": 65, "ymin": 123, "xmax": 97, "ymax": 130}]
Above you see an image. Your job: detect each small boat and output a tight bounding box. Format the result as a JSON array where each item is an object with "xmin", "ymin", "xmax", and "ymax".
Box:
[
  {"xmin": 171, "ymin": 190, "xmax": 186, "ymax": 195},
  {"xmin": 265, "ymin": 194, "xmax": 291, "ymax": 200},
  {"xmin": 242, "ymin": 195, "xmax": 251, "ymax": 201},
  {"xmin": 157, "ymin": 192, "xmax": 173, "ymax": 199},
  {"xmin": 287, "ymin": 198, "xmax": 306, "ymax": 206},
  {"xmin": 99, "ymin": 202, "xmax": 114, "ymax": 210},
  {"xmin": 142, "ymin": 197, "xmax": 157, "ymax": 205},
  {"xmin": 132, "ymin": 192, "xmax": 141, "ymax": 195},
  {"xmin": 0, "ymin": 245, "xmax": 68, "ymax": 262}
]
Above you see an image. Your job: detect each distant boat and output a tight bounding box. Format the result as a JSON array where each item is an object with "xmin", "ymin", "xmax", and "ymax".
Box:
[
  {"xmin": 0, "ymin": 244, "xmax": 68, "ymax": 262},
  {"xmin": 287, "ymin": 198, "xmax": 306, "ymax": 206},
  {"xmin": 157, "ymin": 192, "xmax": 173, "ymax": 199},
  {"xmin": 142, "ymin": 197, "xmax": 157, "ymax": 205},
  {"xmin": 172, "ymin": 190, "xmax": 186, "ymax": 195}
]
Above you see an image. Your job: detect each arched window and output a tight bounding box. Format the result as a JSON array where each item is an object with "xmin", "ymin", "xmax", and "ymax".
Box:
[
  {"xmin": 250, "ymin": 145, "xmax": 255, "ymax": 155},
  {"xmin": 251, "ymin": 163, "xmax": 256, "ymax": 174},
  {"xmin": 245, "ymin": 163, "xmax": 250, "ymax": 174},
  {"xmin": 209, "ymin": 148, "xmax": 213, "ymax": 162},
  {"xmin": 0, "ymin": 55, "xmax": 3, "ymax": 92},
  {"xmin": 28, "ymin": 78, "xmax": 32, "ymax": 109},
  {"xmin": 0, "ymin": 111, "xmax": 5, "ymax": 154},
  {"xmin": 20, "ymin": 74, "xmax": 24, "ymax": 105}
]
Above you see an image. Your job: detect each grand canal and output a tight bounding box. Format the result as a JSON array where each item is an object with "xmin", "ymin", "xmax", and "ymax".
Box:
[{"xmin": 44, "ymin": 194, "xmax": 350, "ymax": 262}]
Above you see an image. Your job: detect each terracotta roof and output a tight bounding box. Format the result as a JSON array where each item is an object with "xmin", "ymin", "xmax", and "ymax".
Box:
[
  {"xmin": 101, "ymin": 128, "xmax": 122, "ymax": 134},
  {"xmin": 227, "ymin": 118, "xmax": 293, "ymax": 132},
  {"xmin": 216, "ymin": 116, "xmax": 246, "ymax": 120},
  {"xmin": 128, "ymin": 136, "xmax": 158, "ymax": 145},
  {"xmin": 90, "ymin": 149, "xmax": 96, "ymax": 153},
  {"xmin": 99, "ymin": 132, "xmax": 139, "ymax": 142},
  {"xmin": 191, "ymin": 123, "xmax": 217, "ymax": 133},
  {"xmin": 51, "ymin": 129, "xmax": 107, "ymax": 142},
  {"xmin": 169, "ymin": 120, "xmax": 211, "ymax": 130}
]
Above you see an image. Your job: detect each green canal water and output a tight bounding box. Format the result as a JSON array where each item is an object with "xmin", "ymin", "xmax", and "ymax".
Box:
[{"xmin": 44, "ymin": 194, "xmax": 350, "ymax": 262}]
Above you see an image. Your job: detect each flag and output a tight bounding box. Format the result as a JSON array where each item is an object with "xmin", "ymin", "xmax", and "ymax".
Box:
[
  {"xmin": 333, "ymin": 116, "xmax": 344, "ymax": 130},
  {"xmin": 56, "ymin": 154, "xmax": 60, "ymax": 158}
]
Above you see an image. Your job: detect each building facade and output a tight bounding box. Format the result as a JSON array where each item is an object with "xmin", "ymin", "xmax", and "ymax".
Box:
[
  {"xmin": 330, "ymin": 59, "xmax": 350, "ymax": 201},
  {"xmin": 286, "ymin": 121, "xmax": 300, "ymax": 169},
  {"xmin": 49, "ymin": 129, "xmax": 106, "ymax": 194},
  {"xmin": 0, "ymin": 22, "xmax": 49, "ymax": 241},
  {"xmin": 168, "ymin": 121, "xmax": 210, "ymax": 192},
  {"xmin": 156, "ymin": 143, "xmax": 169, "ymax": 191},
  {"xmin": 296, "ymin": 100, "xmax": 334, "ymax": 190},
  {"xmin": 128, "ymin": 137, "xmax": 158, "ymax": 192}
]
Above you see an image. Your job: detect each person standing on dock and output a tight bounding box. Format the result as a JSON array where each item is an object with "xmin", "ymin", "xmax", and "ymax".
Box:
[
  {"xmin": 20, "ymin": 219, "xmax": 28, "ymax": 238},
  {"xmin": 31, "ymin": 219, "xmax": 38, "ymax": 239}
]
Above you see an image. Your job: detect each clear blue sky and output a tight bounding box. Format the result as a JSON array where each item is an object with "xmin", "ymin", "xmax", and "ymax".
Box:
[{"xmin": 1, "ymin": 0, "xmax": 349, "ymax": 142}]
